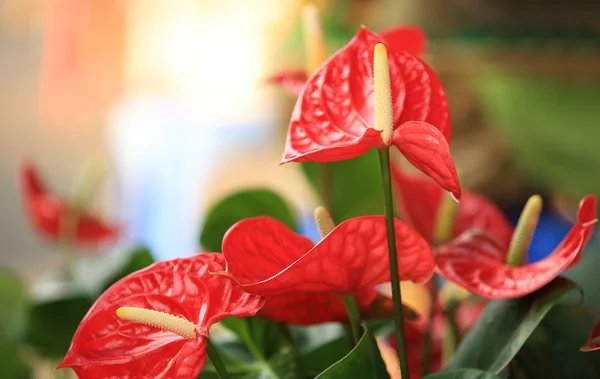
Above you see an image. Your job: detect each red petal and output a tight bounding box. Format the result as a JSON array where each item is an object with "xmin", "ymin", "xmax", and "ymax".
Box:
[
  {"xmin": 58, "ymin": 253, "xmax": 264, "ymax": 378},
  {"xmin": 258, "ymin": 289, "xmax": 376, "ymax": 325},
  {"xmin": 220, "ymin": 216, "xmax": 434, "ymax": 296},
  {"xmin": 454, "ymin": 192, "xmax": 514, "ymax": 248},
  {"xmin": 379, "ymin": 25, "xmax": 427, "ymax": 57},
  {"xmin": 581, "ymin": 318, "xmax": 600, "ymax": 352},
  {"xmin": 567, "ymin": 194, "xmax": 597, "ymax": 268},
  {"xmin": 39, "ymin": 0, "xmax": 125, "ymax": 127},
  {"xmin": 392, "ymin": 121, "xmax": 461, "ymax": 200},
  {"xmin": 282, "ymin": 27, "xmax": 451, "ymax": 164},
  {"xmin": 20, "ymin": 161, "xmax": 120, "ymax": 247},
  {"xmin": 436, "ymin": 197, "xmax": 597, "ymax": 298},
  {"xmin": 265, "ymin": 70, "xmax": 308, "ymax": 97},
  {"xmin": 391, "ymin": 163, "xmax": 442, "ymax": 241}
]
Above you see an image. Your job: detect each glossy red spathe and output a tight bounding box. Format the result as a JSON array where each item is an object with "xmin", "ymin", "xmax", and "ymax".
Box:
[
  {"xmin": 57, "ymin": 253, "xmax": 265, "ymax": 379},
  {"xmin": 391, "ymin": 163, "xmax": 513, "ymax": 246},
  {"xmin": 581, "ymin": 318, "xmax": 600, "ymax": 352},
  {"xmin": 217, "ymin": 216, "xmax": 434, "ymax": 325},
  {"xmin": 435, "ymin": 195, "xmax": 597, "ymax": 299},
  {"xmin": 280, "ymin": 27, "xmax": 459, "ymax": 199},
  {"xmin": 20, "ymin": 160, "xmax": 120, "ymax": 247}
]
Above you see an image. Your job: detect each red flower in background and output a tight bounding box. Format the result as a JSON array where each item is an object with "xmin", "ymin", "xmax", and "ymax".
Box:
[
  {"xmin": 280, "ymin": 27, "xmax": 460, "ymax": 200},
  {"xmin": 58, "ymin": 253, "xmax": 264, "ymax": 378},
  {"xmin": 581, "ymin": 318, "xmax": 600, "ymax": 352},
  {"xmin": 40, "ymin": 0, "xmax": 125, "ymax": 126},
  {"xmin": 391, "ymin": 163, "xmax": 513, "ymax": 246},
  {"xmin": 20, "ymin": 160, "xmax": 120, "ymax": 247},
  {"xmin": 435, "ymin": 195, "xmax": 597, "ymax": 299},
  {"xmin": 215, "ymin": 216, "xmax": 434, "ymax": 325},
  {"xmin": 267, "ymin": 25, "xmax": 427, "ymax": 97}
]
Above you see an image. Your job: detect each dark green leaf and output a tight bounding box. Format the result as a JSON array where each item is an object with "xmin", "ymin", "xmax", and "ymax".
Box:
[
  {"xmin": 447, "ymin": 277, "xmax": 579, "ymax": 374},
  {"xmin": 300, "ymin": 150, "xmax": 383, "ymax": 223},
  {"xmin": 24, "ymin": 295, "xmax": 93, "ymax": 358},
  {"xmin": 425, "ymin": 369, "xmax": 501, "ymax": 379},
  {"xmin": 0, "ymin": 268, "xmax": 29, "ymax": 342},
  {"xmin": 200, "ymin": 189, "xmax": 296, "ymax": 252},
  {"xmin": 315, "ymin": 326, "xmax": 390, "ymax": 378},
  {"xmin": 510, "ymin": 305, "xmax": 600, "ymax": 379},
  {"xmin": 100, "ymin": 246, "xmax": 154, "ymax": 293},
  {"xmin": 0, "ymin": 328, "xmax": 32, "ymax": 379}
]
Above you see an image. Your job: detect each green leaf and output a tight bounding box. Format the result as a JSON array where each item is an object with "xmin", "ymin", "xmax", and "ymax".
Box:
[
  {"xmin": 447, "ymin": 277, "xmax": 579, "ymax": 374},
  {"xmin": 300, "ymin": 150, "xmax": 383, "ymax": 223},
  {"xmin": 0, "ymin": 328, "xmax": 32, "ymax": 379},
  {"xmin": 425, "ymin": 369, "xmax": 501, "ymax": 379},
  {"xmin": 100, "ymin": 246, "xmax": 154, "ymax": 293},
  {"xmin": 200, "ymin": 189, "xmax": 296, "ymax": 252},
  {"xmin": 315, "ymin": 326, "xmax": 390, "ymax": 378},
  {"xmin": 509, "ymin": 305, "xmax": 600, "ymax": 379},
  {"xmin": 0, "ymin": 268, "xmax": 29, "ymax": 342},
  {"xmin": 24, "ymin": 295, "xmax": 93, "ymax": 358}
]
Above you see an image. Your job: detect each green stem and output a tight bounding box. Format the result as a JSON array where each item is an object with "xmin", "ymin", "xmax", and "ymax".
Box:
[
  {"xmin": 319, "ymin": 162, "xmax": 335, "ymax": 220},
  {"xmin": 239, "ymin": 321, "xmax": 280, "ymax": 379},
  {"xmin": 377, "ymin": 147, "xmax": 410, "ymax": 379},
  {"xmin": 421, "ymin": 275, "xmax": 439, "ymax": 377},
  {"xmin": 341, "ymin": 295, "xmax": 362, "ymax": 346},
  {"xmin": 441, "ymin": 300, "xmax": 460, "ymax": 366},
  {"xmin": 276, "ymin": 323, "xmax": 307, "ymax": 377},
  {"xmin": 206, "ymin": 339, "xmax": 230, "ymax": 379}
]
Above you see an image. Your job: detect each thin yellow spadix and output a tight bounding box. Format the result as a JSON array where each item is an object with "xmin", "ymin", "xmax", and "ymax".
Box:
[
  {"xmin": 373, "ymin": 43, "xmax": 393, "ymax": 145},
  {"xmin": 302, "ymin": 2, "xmax": 327, "ymax": 74},
  {"xmin": 116, "ymin": 307, "xmax": 197, "ymax": 340},
  {"xmin": 314, "ymin": 206, "xmax": 335, "ymax": 238},
  {"xmin": 506, "ymin": 194, "xmax": 543, "ymax": 266}
]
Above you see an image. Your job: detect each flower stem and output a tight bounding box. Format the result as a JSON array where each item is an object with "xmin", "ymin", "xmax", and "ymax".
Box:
[
  {"xmin": 421, "ymin": 275, "xmax": 439, "ymax": 377},
  {"xmin": 341, "ymin": 295, "xmax": 362, "ymax": 345},
  {"xmin": 377, "ymin": 147, "xmax": 410, "ymax": 379},
  {"xmin": 206, "ymin": 338, "xmax": 230, "ymax": 379}
]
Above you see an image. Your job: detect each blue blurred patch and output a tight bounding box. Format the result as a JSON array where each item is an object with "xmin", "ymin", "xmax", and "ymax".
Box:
[
  {"xmin": 506, "ymin": 210, "xmax": 574, "ymax": 263},
  {"xmin": 296, "ymin": 211, "xmax": 321, "ymax": 243}
]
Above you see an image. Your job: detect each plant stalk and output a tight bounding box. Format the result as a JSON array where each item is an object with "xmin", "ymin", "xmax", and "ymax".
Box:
[
  {"xmin": 206, "ymin": 339, "xmax": 230, "ymax": 379},
  {"xmin": 377, "ymin": 147, "xmax": 410, "ymax": 379},
  {"xmin": 341, "ymin": 295, "xmax": 362, "ymax": 345}
]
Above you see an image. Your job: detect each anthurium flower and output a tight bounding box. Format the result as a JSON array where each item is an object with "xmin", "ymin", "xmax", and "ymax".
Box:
[
  {"xmin": 581, "ymin": 318, "xmax": 600, "ymax": 352},
  {"xmin": 57, "ymin": 253, "xmax": 264, "ymax": 378},
  {"xmin": 215, "ymin": 215, "xmax": 434, "ymax": 325},
  {"xmin": 280, "ymin": 27, "xmax": 460, "ymax": 199},
  {"xmin": 435, "ymin": 195, "xmax": 597, "ymax": 299},
  {"xmin": 267, "ymin": 25, "xmax": 427, "ymax": 97},
  {"xmin": 40, "ymin": 0, "xmax": 126, "ymax": 126},
  {"xmin": 391, "ymin": 163, "xmax": 513, "ymax": 246},
  {"xmin": 20, "ymin": 160, "xmax": 119, "ymax": 247}
]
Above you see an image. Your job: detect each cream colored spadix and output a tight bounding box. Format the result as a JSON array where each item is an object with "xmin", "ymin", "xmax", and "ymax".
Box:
[
  {"xmin": 302, "ymin": 3, "xmax": 327, "ymax": 74},
  {"xmin": 314, "ymin": 206, "xmax": 335, "ymax": 238},
  {"xmin": 373, "ymin": 43, "xmax": 393, "ymax": 145},
  {"xmin": 116, "ymin": 307, "xmax": 197, "ymax": 340},
  {"xmin": 434, "ymin": 191, "xmax": 460, "ymax": 245}
]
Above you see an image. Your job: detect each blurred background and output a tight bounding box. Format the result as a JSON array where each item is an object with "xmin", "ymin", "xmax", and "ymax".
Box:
[
  {"xmin": 1, "ymin": 0, "xmax": 600, "ymax": 377},
  {"xmin": 1, "ymin": 0, "xmax": 600, "ymax": 332}
]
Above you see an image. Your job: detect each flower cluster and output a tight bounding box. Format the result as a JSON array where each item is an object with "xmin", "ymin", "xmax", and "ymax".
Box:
[{"xmin": 37, "ymin": 8, "xmax": 597, "ymax": 379}]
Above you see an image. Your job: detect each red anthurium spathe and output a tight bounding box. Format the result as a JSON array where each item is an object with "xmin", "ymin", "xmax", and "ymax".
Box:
[
  {"xmin": 581, "ymin": 318, "xmax": 600, "ymax": 352},
  {"xmin": 20, "ymin": 160, "xmax": 120, "ymax": 247},
  {"xmin": 215, "ymin": 215, "xmax": 434, "ymax": 325},
  {"xmin": 57, "ymin": 253, "xmax": 265, "ymax": 379},
  {"xmin": 435, "ymin": 195, "xmax": 597, "ymax": 299},
  {"xmin": 391, "ymin": 163, "xmax": 513, "ymax": 246},
  {"xmin": 267, "ymin": 25, "xmax": 426, "ymax": 97},
  {"xmin": 280, "ymin": 27, "xmax": 460, "ymax": 199}
]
